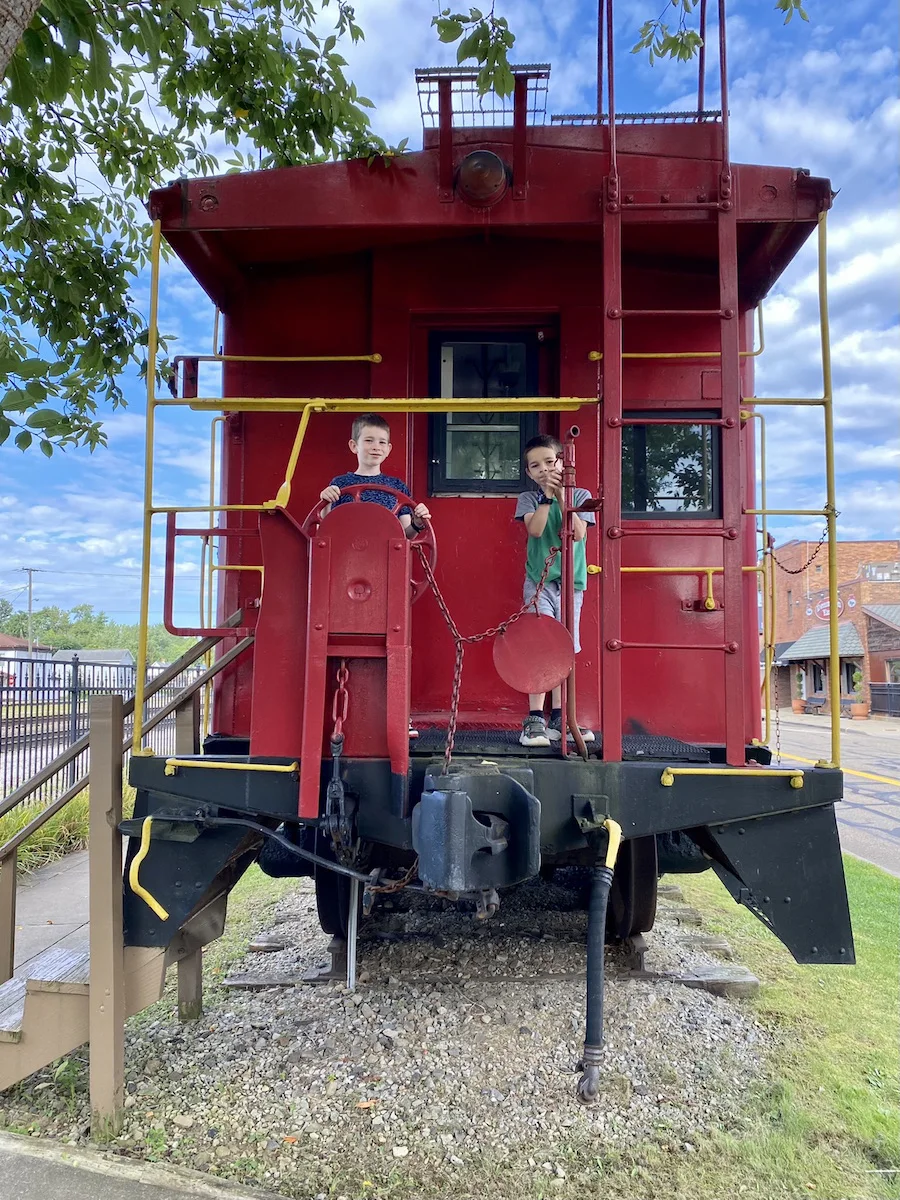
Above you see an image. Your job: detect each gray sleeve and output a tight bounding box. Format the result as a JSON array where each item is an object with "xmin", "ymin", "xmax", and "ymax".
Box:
[
  {"xmin": 574, "ymin": 487, "xmax": 596, "ymax": 524},
  {"xmin": 515, "ymin": 490, "xmax": 540, "ymax": 520}
]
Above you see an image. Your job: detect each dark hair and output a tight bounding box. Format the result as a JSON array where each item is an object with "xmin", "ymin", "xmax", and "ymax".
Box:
[
  {"xmin": 351, "ymin": 413, "xmax": 391, "ymax": 442},
  {"xmin": 523, "ymin": 434, "xmax": 562, "ymax": 461}
]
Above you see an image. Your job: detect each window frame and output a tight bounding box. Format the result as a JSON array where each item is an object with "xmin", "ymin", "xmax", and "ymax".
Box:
[
  {"xmin": 620, "ymin": 409, "xmax": 722, "ymax": 520},
  {"xmin": 427, "ymin": 330, "xmax": 540, "ymax": 496}
]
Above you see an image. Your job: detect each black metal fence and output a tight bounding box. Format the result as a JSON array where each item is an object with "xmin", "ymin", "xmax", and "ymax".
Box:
[
  {"xmin": 870, "ymin": 683, "xmax": 900, "ymax": 718},
  {"xmin": 0, "ymin": 656, "xmax": 204, "ymax": 805}
]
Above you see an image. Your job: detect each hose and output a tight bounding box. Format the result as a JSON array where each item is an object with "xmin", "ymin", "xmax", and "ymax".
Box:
[{"xmin": 577, "ymin": 818, "xmax": 622, "ymax": 1104}]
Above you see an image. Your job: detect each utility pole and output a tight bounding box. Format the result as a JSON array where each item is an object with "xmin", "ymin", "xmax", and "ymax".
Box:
[{"xmin": 21, "ymin": 567, "xmax": 36, "ymax": 654}]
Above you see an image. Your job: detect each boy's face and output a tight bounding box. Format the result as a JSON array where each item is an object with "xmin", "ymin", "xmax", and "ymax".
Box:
[
  {"xmin": 350, "ymin": 424, "xmax": 392, "ymax": 472},
  {"xmin": 525, "ymin": 445, "xmax": 561, "ymax": 489}
]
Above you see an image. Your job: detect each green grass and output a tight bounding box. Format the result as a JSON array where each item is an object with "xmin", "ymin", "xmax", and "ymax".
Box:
[{"xmin": 0, "ymin": 782, "xmax": 135, "ymax": 873}]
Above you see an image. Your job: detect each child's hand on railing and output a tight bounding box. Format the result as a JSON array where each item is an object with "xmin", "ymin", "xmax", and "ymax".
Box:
[
  {"xmin": 412, "ymin": 502, "xmax": 431, "ymax": 528},
  {"xmin": 319, "ymin": 485, "xmax": 341, "ymax": 504}
]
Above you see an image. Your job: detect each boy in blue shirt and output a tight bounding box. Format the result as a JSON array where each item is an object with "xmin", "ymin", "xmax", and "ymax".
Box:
[
  {"xmin": 319, "ymin": 413, "xmax": 430, "ymax": 534},
  {"xmin": 514, "ymin": 434, "xmax": 595, "ymax": 747}
]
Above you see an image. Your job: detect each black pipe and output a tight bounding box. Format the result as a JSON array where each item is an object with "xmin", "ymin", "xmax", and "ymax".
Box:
[{"xmin": 577, "ymin": 862, "xmax": 614, "ymax": 1103}]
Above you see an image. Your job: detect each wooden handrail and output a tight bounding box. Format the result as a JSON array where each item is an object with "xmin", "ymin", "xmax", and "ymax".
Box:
[{"xmin": 0, "ymin": 611, "xmax": 245, "ymax": 824}]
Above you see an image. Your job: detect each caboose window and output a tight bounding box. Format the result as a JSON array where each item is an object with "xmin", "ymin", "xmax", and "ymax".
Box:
[
  {"xmin": 429, "ymin": 333, "xmax": 539, "ymax": 494},
  {"xmin": 621, "ymin": 412, "xmax": 720, "ymax": 518}
]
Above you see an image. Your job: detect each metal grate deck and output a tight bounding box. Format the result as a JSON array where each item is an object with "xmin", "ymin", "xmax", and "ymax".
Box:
[{"xmin": 411, "ymin": 729, "xmax": 709, "ymax": 763}]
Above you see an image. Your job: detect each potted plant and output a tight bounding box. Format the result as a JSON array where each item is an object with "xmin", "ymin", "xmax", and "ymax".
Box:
[
  {"xmin": 792, "ymin": 670, "xmax": 806, "ymax": 714},
  {"xmin": 850, "ymin": 668, "xmax": 869, "ymax": 720}
]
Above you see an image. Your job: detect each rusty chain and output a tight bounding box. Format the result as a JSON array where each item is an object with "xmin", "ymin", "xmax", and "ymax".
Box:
[
  {"xmin": 770, "ymin": 522, "xmax": 831, "ymax": 575},
  {"xmin": 331, "ymin": 659, "xmax": 350, "ymax": 747},
  {"xmin": 413, "ymin": 544, "xmax": 560, "ymax": 773}
]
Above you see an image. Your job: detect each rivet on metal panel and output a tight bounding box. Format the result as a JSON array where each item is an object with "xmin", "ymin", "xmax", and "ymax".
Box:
[
  {"xmin": 315, "ymin": 623, "xmax": 323, "ymax": 631},
  {"xmin": 606, "ymin": 639, "xmax": 623, "ymax": 652},
  {"xmin": 725, "ymin": 528, "xmax": 738, "ymax": 540},
  {"xmin": 393, "ymin": 626, "xmax": 400, "ymax": 632},
  {"xmin": 318, "ymin": 541, "xmax": 326, "ymax": 548},
  {"xmin": 724, "ymin": 417, "xmax": 736, "ymax": 428},
  {"xmin": 724, "ymin": 308, "xmax": 734, "ymax": 319},
  {"xmin": 726, "ymin": 642, "xmax": 739, "ymax": 653},
  {"xmin": 607, "ymin": 308, "xmax": 621, "ymax": 319},
  {"xmin": 607, "ymin": 527, "xmax": 623, "ymax": 539},
  {"xmin": 606, "ymin": 416, "xmax": 621, "ymax": 428},
  {"xmin": 393, "ymin": 542, "xmax": 403, "ymax": 550}
]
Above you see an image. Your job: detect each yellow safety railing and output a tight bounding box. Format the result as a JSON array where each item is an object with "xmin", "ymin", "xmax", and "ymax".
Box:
[
  {"xmin": 588, "ymin": 304, "xmax": 764, "ymax": 362},
  {"xmin": 660, "ymin": 766, "xmax": 804, "ymax": 788},
  {"xmin": 741, "ymin": 212, "xmax": 839, "ymax": 768}
]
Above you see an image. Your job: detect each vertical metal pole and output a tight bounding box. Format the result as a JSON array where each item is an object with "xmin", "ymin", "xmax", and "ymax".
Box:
[
  {"xmin": 605, "ymin": 0, "xmax": 618, "ymax": 196},
  {"xmin": 697, "ymin": 0, "xmax": 708, "ymax": 115},
  {"xmin": 68, "ymin": 655, "xmax": 80, "ymax": 788},
  {"xmin": 600, "ymin": 183, "xmax": 623, "ymax": 763},
  {"xmin": 134, "ymin": 219, "xmax": 163, "ymax": 754},
  {"xmin": 23, "ymin": 568, "xmax": 35, "ymax": 654},
  {"xmin": 0, "ymin": 848, "xmax": 16, "ymax": 985},
  {"xmin": 346, "ymin": 877, "xmax": 360, "ymax": 992},
  {"xmin": 596, "ymin": 0, "xmax": 605, "ymax": 118},
  {"xmin": 818, "ymin": 212, "xmax": 840, "ymax": 769},
  {"xmin": 89, "ymin": 693, "xmax": 125, "ymax": 1138}
]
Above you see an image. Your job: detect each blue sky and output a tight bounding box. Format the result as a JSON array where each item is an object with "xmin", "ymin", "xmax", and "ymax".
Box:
[{"xmin": 0, "ymin": 0, "xmax": 897, "ymax": 626}]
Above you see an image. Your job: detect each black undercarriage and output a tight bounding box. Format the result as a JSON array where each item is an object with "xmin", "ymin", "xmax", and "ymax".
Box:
[{"xmin": 124, "ymin": 729, "xmax": 855, "ymax": 972}]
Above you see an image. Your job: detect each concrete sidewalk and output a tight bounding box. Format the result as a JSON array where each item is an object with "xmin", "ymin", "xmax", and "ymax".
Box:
[
  {"xmin": 765, "ymin": 711, "xmax": 900, "ymax": 739},
  {"xmin": 0, "ymin": 1133, "xmax": 286, "ymax": 1200}
]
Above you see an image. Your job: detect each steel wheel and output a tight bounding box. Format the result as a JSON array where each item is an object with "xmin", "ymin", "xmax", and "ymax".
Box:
[
  {"xmin": 314, "ymin": 858, "xmax": 352, "ymax": 938},
  {"xmin": 605, "ymin": 835, "xmax": 658, "ymax": 940}
]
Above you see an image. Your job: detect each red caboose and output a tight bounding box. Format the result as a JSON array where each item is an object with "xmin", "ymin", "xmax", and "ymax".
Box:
[{"xmin": 125, "ymin": 20, "xmax": 853, "ymax": 1100}]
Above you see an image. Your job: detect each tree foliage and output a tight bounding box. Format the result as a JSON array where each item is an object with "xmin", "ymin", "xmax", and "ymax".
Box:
[
  {"xmin": 436, "ymin": 0, "xmax": 813, "ymax": 94},
  {"xmin": 0, "ymin": 599, "xmax": 192, "ymax": 658},
  {"xmin": 0, "ymin": 0, "xmax": 388, "ymax": 455}
]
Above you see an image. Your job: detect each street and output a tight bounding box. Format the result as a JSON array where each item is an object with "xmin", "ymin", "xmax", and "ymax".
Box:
[{"xmin": 770, "ymin": 715, "xmax": 900, "ymax": 878}]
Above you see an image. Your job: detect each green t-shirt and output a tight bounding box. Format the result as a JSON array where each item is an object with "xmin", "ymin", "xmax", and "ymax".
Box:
[{"xmin": 515, "ymin": 489, "xmax": 594, "ymax": 591}]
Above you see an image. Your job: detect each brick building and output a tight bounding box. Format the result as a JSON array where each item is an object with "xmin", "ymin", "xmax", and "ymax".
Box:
[{"xmin": 771, "ymin": 539, "xmax": 900, "ymax": 714}]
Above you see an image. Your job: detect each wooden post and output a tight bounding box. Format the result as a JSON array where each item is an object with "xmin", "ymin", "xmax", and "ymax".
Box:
[
  {"xmin": 0, "ymin": 848, "xmax": 16, "ymax": 985},
  {"xmin": 88, "ymin": 694, "xmax": 125, "ymax": 1139},
  {"xmin": 175, "ymin": 692, "xmax": 203, "ymax": 1021}
]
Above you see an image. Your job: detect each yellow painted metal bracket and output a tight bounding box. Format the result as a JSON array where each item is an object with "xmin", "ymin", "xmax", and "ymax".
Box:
[
  {"xmin": 660, "ymin": 766, "xmax": 804, "ymax": 789},
  {"xmin": 128, "ymin": 818, "xmax": 170, "ymax": 920},
  {"xmin": 163, "ymin": 759, "xmax": 299, "ymax": 776}
]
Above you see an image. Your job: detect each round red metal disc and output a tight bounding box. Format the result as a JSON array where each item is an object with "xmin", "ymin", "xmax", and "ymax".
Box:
[{"xmin": 493, "ymin": 614, "xmax": 575, "ymax": 695}]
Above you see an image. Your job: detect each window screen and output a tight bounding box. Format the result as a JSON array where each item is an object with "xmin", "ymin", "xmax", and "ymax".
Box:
[
  {"xmin": 621, "ymin": 412, "xmax": 720, "ymax": 518},
  {"xmin": 429, "ymin": 334, "xmax": 539, "ymax": 494}
]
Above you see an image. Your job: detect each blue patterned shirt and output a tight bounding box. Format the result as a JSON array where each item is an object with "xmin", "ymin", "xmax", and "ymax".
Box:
[{"xmin": 328, "ymin": 472, "xmax": 412, "ymax": 518}]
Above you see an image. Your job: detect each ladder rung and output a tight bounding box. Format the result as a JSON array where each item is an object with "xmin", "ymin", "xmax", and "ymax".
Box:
[{"xmin": 612, "ymin": 308, "xmax": 731, "ymax": 319}]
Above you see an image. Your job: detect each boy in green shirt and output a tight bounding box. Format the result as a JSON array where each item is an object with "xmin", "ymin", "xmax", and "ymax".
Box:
[{"xmin": 514, "ymin": 435, "xmax": 595, "ymax": 747}]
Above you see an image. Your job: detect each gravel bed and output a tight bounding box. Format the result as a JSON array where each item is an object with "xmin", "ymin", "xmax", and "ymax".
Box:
[{"xmin": 4, "ymin": 872, "xmax": 770, "ymax": 1197}]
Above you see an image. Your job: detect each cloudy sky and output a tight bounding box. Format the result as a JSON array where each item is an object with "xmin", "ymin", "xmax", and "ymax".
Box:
[{"xmin": 0, "ymin": 0, "xmax": 897, "ymax": 625}]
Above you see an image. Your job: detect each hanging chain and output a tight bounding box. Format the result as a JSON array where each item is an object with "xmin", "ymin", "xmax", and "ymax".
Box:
[
  {"xmin": 326, "ymin": 659, "xmax": 357, "ymax": 861},
  {"xmin": 773, "ymin": 655, "xmax": 781, "ymax": 765},
  {"xmin": 413, "ymin": 544, "xmax": 560, "ymax": 773},
  {"xmin": 331, "ymin": 659, "xmax": 350, "ymax": 747},
  {"xmin": 771, "ymin": 522, "xmax": 832, "ymax": 575}
]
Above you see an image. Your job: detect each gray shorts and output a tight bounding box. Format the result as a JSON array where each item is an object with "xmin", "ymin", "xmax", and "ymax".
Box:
[{"xmin": 523, "ymin": 578, "xmax": 584, "ymax": 653}]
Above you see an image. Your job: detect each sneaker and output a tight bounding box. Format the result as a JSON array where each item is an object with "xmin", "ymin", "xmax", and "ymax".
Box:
[
  {"xmin": 409, "ymin": 722, "xmax": 419, "ymax": 739},
  {"xmin": 519, "ymin": 715, "xmax": 551, "ymax": 747},
  {"xmin": 547, "ymin": 714, "xmax": 595, "ymax": 743}
]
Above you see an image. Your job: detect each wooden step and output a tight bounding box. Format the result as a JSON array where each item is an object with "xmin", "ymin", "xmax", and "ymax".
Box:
[
  {"xmin": 0, "ymin": 978, "xmax": 26, "ymax": 1044},
  {"xmin": 24, "ymin": 946, "xmax": 91, "ymax": 996}
]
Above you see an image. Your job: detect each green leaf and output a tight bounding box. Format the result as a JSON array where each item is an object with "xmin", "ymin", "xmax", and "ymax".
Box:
[
  {"xmin": 40, "ymin": 439, "xmax": 54, "ymax": 458},
  {"xmin": 14, "ymin": 430, "xmax": 33, "ymax": 451},
  {"xmin": 0, "ymin": 417, "xmax": 10, "ymax": 447},
  {"xmin": 26, "ymin": 409, "xmax": 65, "ymax": 429},
  {"xmin": 1, "ymin": 390, "xmax": 34, "ymax": 413},
  {"xmin": 435, "ymin": 18, "xmax": 464, "ymax": 42},
  {"xmin": 22, "ymin": 28, "xmax": 47, "ymax": 71}
]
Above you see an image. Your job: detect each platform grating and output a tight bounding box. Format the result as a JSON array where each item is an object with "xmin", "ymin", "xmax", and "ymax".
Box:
[{"xmin": 411, "ymin": 729, "xmax": 709, "ymax": 762}]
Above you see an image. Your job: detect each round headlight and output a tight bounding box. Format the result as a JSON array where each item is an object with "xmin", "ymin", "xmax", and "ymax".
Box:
[{"xmin": 455, "ymin": 150, "xmax": 509, "ymax": 206}]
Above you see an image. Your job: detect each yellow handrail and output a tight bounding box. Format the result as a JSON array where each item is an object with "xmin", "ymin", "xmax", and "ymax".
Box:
[
  {"xmin": 818, "ymin": 211, "xmax": 840, "ymax": 769},
  {"xmin": 588, "ymin": 303, "xmax": 764, "ymax": 362},
  {"xmin": 133, "ymin": 219, "xmax": 163, "ymax": 755},
  {"xmin": 128, "ymin": 818, "xmax": 170, "ymax": 920},
  {"xmin": 179, "ymin": 352, "xmax": 383, "ymax": 364},
  {"xmin": 660, "ymin": 766, "xmax": 803, "ymax": 788},
  {"xmin": 163, "ymin": 758, "xmax": 298, "ymax": 776}
]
